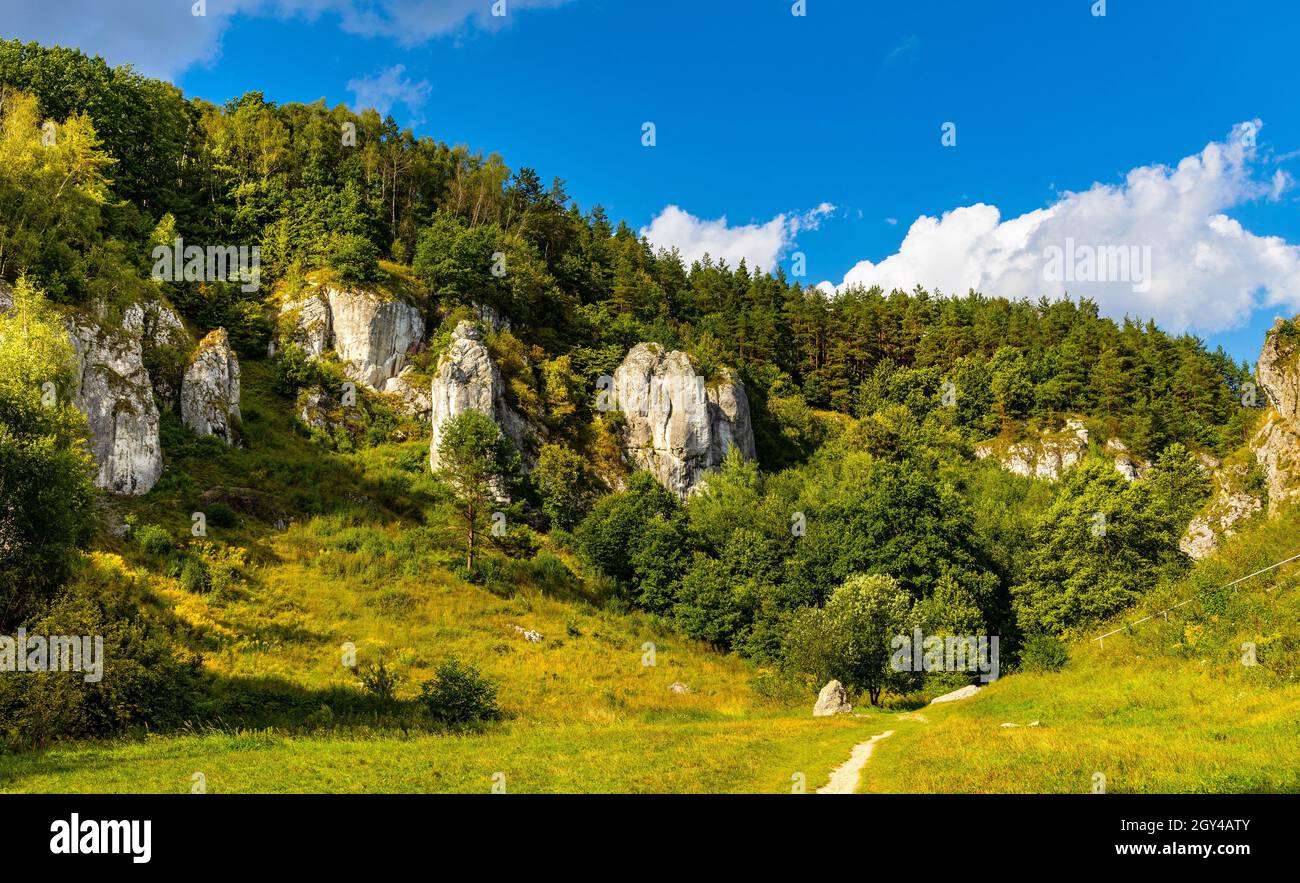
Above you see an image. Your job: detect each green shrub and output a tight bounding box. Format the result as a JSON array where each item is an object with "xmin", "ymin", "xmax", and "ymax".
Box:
[
  {"xmin": 135, "ymin": 523, "xmax": 173, "ymax": 556},
  {"xmin": 326, "ymin": 233, "xmax": 380, "ymax": 283},
  {"xmin": 352, "ymin": 659, "xmax": 402, "ymax": 709},
  {"xmin": 0, "ymin": 559, "xmax": 203, "ymax": 748},
  {"xmin": 1019, "ymin": 634, "xmax": 1069, "ymax": 672},
  {"xmin": 418, "ymin": 657, "xmax": 499, "ymax": 726},
  {"xmin": 179, "ymin": 555, "xmax": 211, "ymax": 593},
  {"xmin": 204, "ymin": 502, "xmax": 238, "ymax": 529}
]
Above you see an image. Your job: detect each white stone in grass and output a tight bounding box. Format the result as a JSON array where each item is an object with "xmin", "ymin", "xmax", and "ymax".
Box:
[
  {"xmin": 929, "ymin": 685, "xmax": 981, "ymax": 705},
  {"xmin": 812, "ymin": 680, "xmax": 852, "ymax": 717}
]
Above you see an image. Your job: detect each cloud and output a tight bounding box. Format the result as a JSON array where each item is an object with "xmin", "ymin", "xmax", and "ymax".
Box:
[
  {"xmin": 346, "ymin": 64, "xmax": 431, "ymax": 119},
  {"xmin": 319, "ymin": 0, "xmax": 575, "ymax": 45},
  {"xmin": 827, "ymin": 122, "xmax": 1300, "ymax": 334},
  {"xmin": 0, "ymin": 0, "xmax": 578, "ymax": 79},
  {"xmin": 641, "ymin": 203, "xmax": 835, "ymax": 272},
  {"xmin": 0, "ymin": 0, "xmax": 243, "ymax": 79}
]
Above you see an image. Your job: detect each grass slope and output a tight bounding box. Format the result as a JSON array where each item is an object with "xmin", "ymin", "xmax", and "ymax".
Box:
[
  {"xmin": 865, "ymin": 506, "xmax": 1300, "ymax": 793},
  {"xmin": 0, "ymin": 358, "xmax": 875, "ymax": 792}
]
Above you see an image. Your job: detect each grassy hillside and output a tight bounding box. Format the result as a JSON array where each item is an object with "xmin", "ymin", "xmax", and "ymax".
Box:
[
  {"xmin": 7, "ymin": 473, "xmax": 1299, "ymax": 794},
  {"xmin": 864, "ymin": 506, "xmax": 1300, "ymax": 793},
  {"xmin": 863, "ymin": 646, "xmax": 1300, "ymax": 793},
  {"xmin": 5, "ymin": 362, "xmax": 1299, "ymax": 793},
  {"xmin": 0, "ymin": 359, "xmax": 879, "ymax": 792}
]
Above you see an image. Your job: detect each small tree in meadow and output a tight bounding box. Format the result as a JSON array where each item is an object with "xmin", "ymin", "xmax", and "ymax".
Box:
[{"xmin": 436, "ymin": 410, "xmax": 517, "ymax": 571}]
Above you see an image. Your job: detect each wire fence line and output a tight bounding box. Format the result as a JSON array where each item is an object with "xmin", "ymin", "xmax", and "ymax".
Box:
[{"xmin": 1093, "ymin": 550, "xmax": 1300, "ymax": 648}]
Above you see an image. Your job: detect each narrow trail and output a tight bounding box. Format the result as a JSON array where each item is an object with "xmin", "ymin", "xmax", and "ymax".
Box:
[{"xmin": 816, "ymin": 730, "xmax": 894, "ymax": 794}]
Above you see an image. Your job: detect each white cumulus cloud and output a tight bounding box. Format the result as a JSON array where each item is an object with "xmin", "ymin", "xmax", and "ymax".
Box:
[
  {"xmin": 641, "ymin": 203, "xmax": 835, "ymax": 272},
  {"xmin": 827, "ymin": 122, "xmax": 1300, "ymax": 334}
]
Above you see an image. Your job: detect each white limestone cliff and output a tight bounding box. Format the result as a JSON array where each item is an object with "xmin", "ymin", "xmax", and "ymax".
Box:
[
  {"xmin": 181, "ymin": 328, "xmax": 241, "ymax": 445},
  {"xmin": 611, "ymin": 343, "xmax": 757, "ymax": 499}
]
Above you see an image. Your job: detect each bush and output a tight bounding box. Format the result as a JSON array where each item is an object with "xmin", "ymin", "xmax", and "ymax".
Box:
[
  {"xmin": 0, "ymin": 278, "xmax": 97, "ymax": 629},
  {"xmin": 418, "ymin": 657, "xmax": 499, "ymax": 726},
  {"xmin": 352, "ymin": 659, "xmax": 402, "ymax": 709},
  {"xmin": 204, "ymin": 502, "xmax": 238, "ymax": 529},
  {"xmin": 135, "ymin": 523, "xmax": 173, "ymax": 556},
  {"xmin": 0, "ymin": 559, "xmax": 204, "ymax": 748},
  {"xmin": 179, "ymin": 555, "xmax": 211, "ymax": 593},
  {"xmin": 1019, "ymin": 634, "xmax": 1069, "ymax": 673},
  {"xmin": 327, "ymin": 233, "xmax": 380, "ymax": 283}
]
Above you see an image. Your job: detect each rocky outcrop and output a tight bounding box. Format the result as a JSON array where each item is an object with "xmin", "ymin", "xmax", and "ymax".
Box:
[
  {"xmin": 428, "ymin": 321, "xmax": 529, "ymax": 472},
  {"xmin": 142, "ymin": 300, "xmax": 187, "ymax": 351},
  {"xmin": 327, "ymin": 287, "xmax": 423, "ymax": 389},
  {"xmin": 381, "ymin": 367, "xmax": 432, "ymax": 422},
  {"xmin": 974, "ymin": 421, "xmax": 1151, "ymax": 483},
  {"xmin": 0, "ymin": 280, "xmax": 13, "ymax": 313},
  {"xmin": 974, "ymin": 419, "xmax": 1090, "ymax": 480},
  {"xmin": 1252, "ymin": 318, "xmax": 1300, "ymax": 514},
  {"xmin": 66, "ymin": 304, "xmax": 163, "ymax": 495},
  {"xmin": 611, "ymin": 343, "xmax": 757, "ymax": 499},
  {"xmin": 1106, "ymin": 438, "xmax": 1149, "ymax": 481},
  {"xmin": 1252, "ymin": 414, "xmax": 1300, "ymax": 514},
  {"xmin": 812, "ymin": 680, "xmax": 852, "ymax": 716},
  {"xmin": 707, "ymin": 368, "xmax": 757, "ymax": 463},
  {"xmin": 181, "ymin": 329, "xmax": 241, "ymax": 444},
  {"xmin": 470, "ymin": 301, "xmax": 510, "ymax": 334},
  {"xmin": 930, "ymin": 684, "xmax": 981, "ymax": 704},
  {"xmin": 279, "ymin": 283, "xmax": 425, "ymax": 399},
  {"xmin": 279, "ymin": 290, "xmax": 333, "ymax": 359},
  {"xmin": 1179, "ymin": 454, "xmax": 1263, "ymax": 559},
  {"xmin": 1257, "ymin": 318, "xmax": 1300, "ymax": 424}
]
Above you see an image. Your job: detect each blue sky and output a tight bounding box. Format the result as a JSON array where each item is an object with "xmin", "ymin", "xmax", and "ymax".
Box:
[{"xmin": 5, "ymin": 0, "xmax": 1300, "ymax": 364}]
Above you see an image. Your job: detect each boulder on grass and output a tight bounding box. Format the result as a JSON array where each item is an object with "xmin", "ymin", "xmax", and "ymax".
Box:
[{"xmin": 812, "ymin": 680, "xmax": 852, "ymax": 717}]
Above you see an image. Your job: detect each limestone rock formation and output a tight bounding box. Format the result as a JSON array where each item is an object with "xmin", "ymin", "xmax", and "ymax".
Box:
[
  {"xmin": 1178, "ymin": 454, "xmax": 1263, "ymax": 559},
  {"xmin": 812, "ymin": 680, "xmax": 852, "ymax": 716},
  {"xmin": 181, "ymin": 329, "xmax": 242, "ymax": 444},
  {"xmin": 1252, "ymin": 414, "xmax": 1300, "ymax": 514},
  {"xmin": 611, "ymin": 343, "xmax": 757, "ymax": 499},
  {"xmin": 707, "ymin": 368, "xmax": 757, "ymax": 464},
  {"xmin": 1252, "ymin": 317, "xmax": 1300, "ymax": 514},
  {"xmin": 1257, "ymin": 318, "xmax": 1300, "ymax": 424},
  {"xmin": 279, "ymin": 283, "xmax": 424, "ymax": 399},
  {"xmin": 279, "ymin": 290, "xmax": 333, "ymax": 358},
  {"xmin": 382, "ymin": 367, "xmax": 432, "ymax": 422},
  {"xmin": 428, "ymin": 321, "xmax": 529, "ymax": 472},
  {"xmin": 327, "ymin": 286, "xmax": 424, "ymax": 389},
  {"xmin": 140, "ymin": 299, "xmax": 192, "ymax": 409},
  {"xmin": 973, "ymin": 418, "xmax": 1090, "ymax": 481},
  {"xmin": 65, "ymin": 304, "xmax": 163, "ymax": 495},
  {"xmin": 1105, "ymin": 438, "xmax": 1149, "ymax": 481}
]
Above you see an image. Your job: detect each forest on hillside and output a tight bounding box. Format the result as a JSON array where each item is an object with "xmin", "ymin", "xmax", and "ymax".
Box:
[{"xmin": 0, "ymin": 39, "xmax": 1274, "ymax": 745}]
